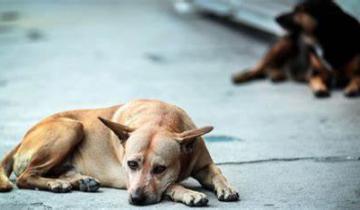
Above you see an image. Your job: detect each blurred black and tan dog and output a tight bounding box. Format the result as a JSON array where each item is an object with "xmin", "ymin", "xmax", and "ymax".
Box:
[{"xmin": 232, "ymin": 0, "xmax": 360, "ymax": 98}]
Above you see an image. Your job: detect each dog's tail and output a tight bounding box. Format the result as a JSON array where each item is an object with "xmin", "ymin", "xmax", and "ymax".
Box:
[{"xmin": 0, "ymin": 143, "xmax": 20, "ymax": 192}]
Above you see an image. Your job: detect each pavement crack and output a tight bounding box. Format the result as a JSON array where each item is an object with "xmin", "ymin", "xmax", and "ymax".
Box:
[
  {"xmin": 30, "ymin": 202, "xmax": 52, "ymax": 209},
  {"xmin": 215, "ymin": 155, "xmax": 360, "ymax": 166}
]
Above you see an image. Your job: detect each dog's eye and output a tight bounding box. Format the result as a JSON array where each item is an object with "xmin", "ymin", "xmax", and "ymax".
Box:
[
  {"xmin": 127, "ymin": 161, "xmax": 138, "ymax": 170},
  {"xmin": 152, "ymin": 165, "xmax": 166, "ymax": 174}
]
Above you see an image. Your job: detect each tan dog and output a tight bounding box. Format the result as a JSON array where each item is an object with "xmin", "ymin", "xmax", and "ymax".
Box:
[{"xmin": 0, "ymin": 99, "xmax": 239, "ymax": 206}]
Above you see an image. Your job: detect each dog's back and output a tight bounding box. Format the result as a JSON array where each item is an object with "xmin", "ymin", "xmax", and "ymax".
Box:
[{"xmin": 310, "ymin": 1, "xmax": 360, "ymax": 69}]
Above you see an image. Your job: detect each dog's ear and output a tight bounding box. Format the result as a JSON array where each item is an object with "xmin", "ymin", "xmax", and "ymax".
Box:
[
  {"xmin": 175, "ymin": 126, "xmax": 213, "ymax": 153},
  {"xmin": 98, "ymin": 117, "xmax": 134, "ymax": 143}
]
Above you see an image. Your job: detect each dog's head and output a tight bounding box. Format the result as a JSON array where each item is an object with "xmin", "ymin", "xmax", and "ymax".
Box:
[
  {"xmin": 275, "ymin": 0, "xmax": 340, "ymax": 36},
  {"xmin": 99, "ymin": 117, "xmax": 213, "ymax": 205}
]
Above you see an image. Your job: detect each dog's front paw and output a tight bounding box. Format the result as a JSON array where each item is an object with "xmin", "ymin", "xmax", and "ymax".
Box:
[
  {"xmin": 314, "ymin": 89, "xmax": 330, "ymax": 98},
  {"xmin": 216, "ymin": 185, "xmax": 239, "ymax": 202},
  {"xmin": 344, "ymin": 85, "xmax": 360, "ymax": 97},
  {"xmin": 79, "ymin": 177, "xmax": 100, "ymax": 192},
  {"xmin": 48, "ymin": 180, "xmax": 72, "ymax": 193},
  {"xmin": 182, "ymin": 191, "xmax": 208, "ymax": 207},
  {"xmin": 0, "ymin": 180, "xmax": 14, "ymax": 192}
]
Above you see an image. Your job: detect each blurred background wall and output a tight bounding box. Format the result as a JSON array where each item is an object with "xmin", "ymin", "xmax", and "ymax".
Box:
[{"xmin": 180, "ymin": 0, "xmax": 360, "ymax": 35}]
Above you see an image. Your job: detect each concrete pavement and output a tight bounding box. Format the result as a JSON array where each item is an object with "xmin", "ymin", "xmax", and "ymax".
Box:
[{"xmin": 0, "ymin": 0, "xmax": 359, "ymax": 209}]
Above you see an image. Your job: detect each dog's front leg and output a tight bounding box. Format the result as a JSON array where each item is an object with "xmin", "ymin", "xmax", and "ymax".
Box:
[
  {"xmin": 308, "ymin": 52, "xmax": 331, "ymax": 97},
  {"xmin": 165, "ymin": 183, "xmax": 208, "ymax": 206},
  {"xmin": 344, "ymin": 55, "xmax": 360, "ymax": 97},
  {"xmin": 193, "ymin": 164, "xmax": 239, "ymax": 201}
]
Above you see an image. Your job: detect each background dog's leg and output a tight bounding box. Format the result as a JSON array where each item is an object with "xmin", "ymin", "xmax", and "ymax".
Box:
[
  {"xmin": 16, "ymin": 119, "xmax": 84, "ymax": 193},
  {"xmin": 165, "ymin": 183, "xmax": 208, "ymax": 206},
  {"xmin": 232, "ymin": 35, "xmax": 296, "ymax": 84},
  {"xmin": 344, "ymin": 55, "xmax": 360, "ymax": 97},
  {"xmin": 267, "ymin": 67, "xmax": 287, "ymax": 83},
  {"xmin": 309, "ymin": 76, "xmax": 329, "ymax": 97},
  {"xmin": 59, "ymin": 170, "xmax": 100, "ymax": 192},
  {"xmin": 193, "ymin": 164, "xmax": 239, "ymax": 201},
  {"xmin": 231, "ymin": 63, "xmax": 266, "ymax": 84},
  {"xmin": 309, "ymin": 53, "xmax": 331, "ymax": 97},
  {"xmin": 344, "ymin": 77, "xmax": 360, "ymax": 97}
]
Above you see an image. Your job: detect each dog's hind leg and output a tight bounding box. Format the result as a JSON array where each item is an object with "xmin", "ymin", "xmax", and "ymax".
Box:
[
  {"xmin": 267, "ymin": 67, "xmax": 287, "ymax": 83},
  {"xmin": 231, "ymin": 66, "xmax": 266, "ymax": 84},
  {"xmin": 232, "ymin": 35, "xmax": 296, "ymax": 84},
  {"xmin": 0, "ymin": 143, "xmax": 21, "ymax": 192},
  {"xmin": 193, "ymin": 163, "xmax": 239, "ymax": 202},
  {"xmin": 15, "ymin": 118, "xmax": 84, "ymax": 193}
]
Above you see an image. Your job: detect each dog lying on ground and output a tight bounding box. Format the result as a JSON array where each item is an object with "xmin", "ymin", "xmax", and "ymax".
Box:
[
  {"xmin": 0, "ymin": 99, "xmax": 239, "ymax": 206},
  {"xmin": 232, "ymin": 0, "xmax": 360, "ymax": 98}
]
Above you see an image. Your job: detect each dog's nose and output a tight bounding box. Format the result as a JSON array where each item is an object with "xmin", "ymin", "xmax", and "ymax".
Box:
[{"xmin": 129, "ymin": 188, "xmax": 146, "ymax": 205}]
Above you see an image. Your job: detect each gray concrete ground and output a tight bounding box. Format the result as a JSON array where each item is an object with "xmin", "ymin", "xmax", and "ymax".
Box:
[{"xmin": 0, "ymin": 0, "xmax": 359, "ymax": 209}]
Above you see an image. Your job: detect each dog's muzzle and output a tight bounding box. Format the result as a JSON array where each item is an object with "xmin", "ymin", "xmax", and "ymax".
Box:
[{"xmin": 129, "ymin": 188, "xmax": 146, "ymax": 206}]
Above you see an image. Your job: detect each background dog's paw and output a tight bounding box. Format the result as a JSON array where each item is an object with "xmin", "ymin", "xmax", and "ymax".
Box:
[
  {"xmin": 48, "ymin": 180, "xmax": 72, "ymax": 193},
  {"xmin": 268, "ymin": 68, "xmax": 287, "ymax": 83},
  {"xmin": 344, "ymin": 87, "xmax": 360, "ymax": 98},
  {"xmin": 216, "ymin": 185, "xmax": 240, "ymax": 202},
  {"xmin": 79, "ymin": 177, "xmax": 100, "ymax": 192},
  {"xmin": 182, "ymin": 191, "xmax": 208, "ymax": 206},
  {"xmin": 314, "ymin": 89, "xmax": 330, "ymax": 98}
]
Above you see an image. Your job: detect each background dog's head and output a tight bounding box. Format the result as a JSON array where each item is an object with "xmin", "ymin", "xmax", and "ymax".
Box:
[
  {"xmin": 99, "ymin": 117, "xmax": 213, "ymax": 205},
  {"xmin": 275, "ymin": 0, "xmax": 341, "ymax": 36}
]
